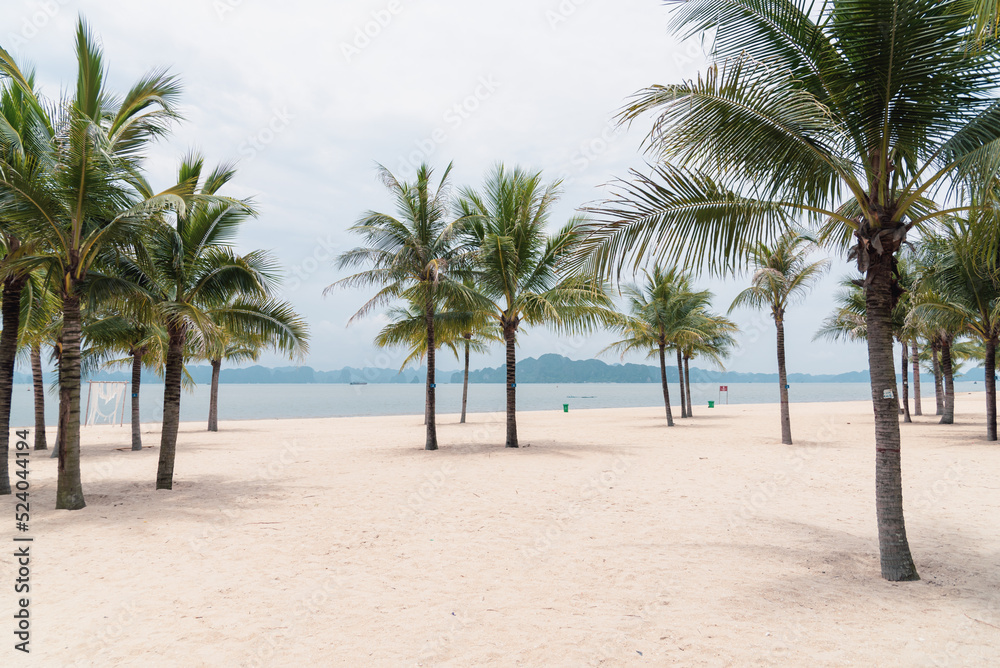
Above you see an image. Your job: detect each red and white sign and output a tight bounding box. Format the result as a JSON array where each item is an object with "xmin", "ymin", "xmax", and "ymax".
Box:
[{"xmin": 720, "ymin": 386, "xmax": 728, "ymax": 392}]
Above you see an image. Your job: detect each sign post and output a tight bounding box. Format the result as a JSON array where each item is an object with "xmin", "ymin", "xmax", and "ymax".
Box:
[{"xmin": 719, "ymin": 385, "xmax": 729, "ymax": 405}]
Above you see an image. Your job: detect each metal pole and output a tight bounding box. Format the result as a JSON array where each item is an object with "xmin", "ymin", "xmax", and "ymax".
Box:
[{"xmin": 84, "ymin": 381, "xmax": 93, "ymax": 427}]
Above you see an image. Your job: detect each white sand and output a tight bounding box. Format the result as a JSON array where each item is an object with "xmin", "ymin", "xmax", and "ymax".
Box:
[{"xmin": 4, "ymin": 393, "xmax": 999, "ymax": 666}]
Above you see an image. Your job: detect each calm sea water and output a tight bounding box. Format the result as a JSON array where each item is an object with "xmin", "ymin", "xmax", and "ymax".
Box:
[{"xmin": 8, "ymin": 380, "xmax": 985, "ymax": 427}]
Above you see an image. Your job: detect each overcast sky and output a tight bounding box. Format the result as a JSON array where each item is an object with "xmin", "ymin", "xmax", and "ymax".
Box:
[{"xmin": 1, "ymin": 0, "xmax": 871, "ymax": 375}]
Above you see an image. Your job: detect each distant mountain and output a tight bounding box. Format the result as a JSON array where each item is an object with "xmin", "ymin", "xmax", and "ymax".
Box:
[
  {"xmin": 454, "ymin": 353, "xmax": 876, "ymax": 384},
  {"xmin": 19, "ymin": 353, "xmax": 972, "ymax": 385}
]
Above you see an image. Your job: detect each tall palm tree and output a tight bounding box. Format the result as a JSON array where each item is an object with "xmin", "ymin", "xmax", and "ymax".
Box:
[
  {"xmin": 0, "ymin": 70, "xmax": 42, "ymax": 493},
  {"xmin": 330, "ymin": 163, "xmax": 475, "ymax": 451},
  {"xmin": 580, "ymin": 0, "xmax": 1000, "ymax": 581},
  {"xmin": 113, "ymin": 154, "xmax": 304, "ymax": 490},
  {"xmin": 459, "ymin": 164, "xmax": 614, "ymax": 447},
  {"xmin": 730, "ymin": 232, "xmax": 828, "ymax": 444},
  {"xmin": 0, "ymin": 21, "xmax": 183, "ymax": 509},
  {"xmin": 203, "ymin": 297, "xmax": 308, "ymax": 432},
  {"xmin": 914, "ymin": 218, "xmax": 1000, "ymax": 440}
]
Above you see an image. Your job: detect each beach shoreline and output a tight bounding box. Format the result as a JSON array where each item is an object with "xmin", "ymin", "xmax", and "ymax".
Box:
[{"xmin": 6, "ymin": 395, "xmax": 998, "ymax": 666}]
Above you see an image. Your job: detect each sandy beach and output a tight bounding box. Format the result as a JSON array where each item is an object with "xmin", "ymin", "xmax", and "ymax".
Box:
[{"xmin": 5, "ymin": 394, "xmax": 999, "ymax": 667}]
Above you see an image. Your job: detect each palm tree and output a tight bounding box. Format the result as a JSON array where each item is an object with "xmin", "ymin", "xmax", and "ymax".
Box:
[
  {"xmin": 0, "ymin": 21, "xmax": 183, "ymax": 509},
  {"xmin": 373, "ymin": 296, "xmax": 497, "ymax": 424},
  {"xmin": 680, "ymin": 314, "xmax": 739, "ymax": 417},
  {"xmin": 460, "ymin": 165, "xmax": 614, "ymax": 447},
  {"xmin": 82, "ymin": 315, "xmax": 167, "ymax": 451},
  {"xmin": 114, "ymin": 154, "xmax": 303, "ymax": 490},
  {"xmin": 603, "ymin": 267, "xmax": 734, "ymax": 425},
  {"xmin": 330, "ymin": 163, "xmax": 475, "ymax": 451},
  {"xmin": 580, "ymin": 0, "xmax": 1000, "ymax": 581},
  {"xmin": 914, "ymin": 218, "xmax": 1000, "ymax": 439},
  {"xmin": 203, "ymin": 297, "xmax": 308, "ymax": 432},
  {"xmin": 0, "ymin": 70, "xmax": 42, "ymax": 493},
  {"xmin": 17, "ymin": 272, "xmax": 60, "ymax": 451},
  {"xmin": 602, "ymin": 267, "xmax": 692, "ymax": 426},
  {"xmin": 730, "ymin": 232, "xmax": 828, "ymax": 444}
]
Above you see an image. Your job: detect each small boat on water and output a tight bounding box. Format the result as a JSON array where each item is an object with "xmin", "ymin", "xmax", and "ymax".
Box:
[{"xmin": 350, "ymin": 381, "xmax": 368, "ymax": 386}]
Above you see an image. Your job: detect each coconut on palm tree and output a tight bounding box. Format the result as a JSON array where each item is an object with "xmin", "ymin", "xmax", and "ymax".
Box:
[
  {"xmin": 0, "ymin": 21, "xmax": 184, "ymax": 508},
  {"xmin": 730, "ymin": 231, "xmax": 829, "ymax": 443},
  {"xmin": 459, "ymin": 164, "xmax": 614, "ymax": 447},
  {"xmin": 330, "ymin": 163, "xmax": 477, "ymax": 451},
  {"xmin": 579, "ymin": 0, "xmax": 1000, "ymax": 581}
]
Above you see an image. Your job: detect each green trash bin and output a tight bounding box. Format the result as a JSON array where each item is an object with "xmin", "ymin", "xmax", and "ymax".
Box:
[
  {"xmin": 708, "ymin": 401, "xmax": 715, "ymax": 408},
  {"xmin": 563, "ymin": 404, "xmax": 569, "ymax": 413}
]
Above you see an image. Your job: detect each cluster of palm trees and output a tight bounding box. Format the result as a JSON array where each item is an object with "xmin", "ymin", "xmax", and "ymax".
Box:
[
  {"xmin": 573, "ymin": 0, "xmax": 1000, "ymax": 582},
  {"xmin": 330, "ymin": 163, "xmax": 616, "ymax": 450},
  {"xmin": 820, "ymin": 218, "xmax": 1000, "ymax": 441},
  {"xmin": 0, "ymin": 21, "xmax": 308, "ymax": 509}
]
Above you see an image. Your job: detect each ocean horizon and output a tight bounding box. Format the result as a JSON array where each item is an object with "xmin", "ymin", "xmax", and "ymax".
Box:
[{"xmin": 11, "ymin": 380, "xmax": 985, "ymax": 429}]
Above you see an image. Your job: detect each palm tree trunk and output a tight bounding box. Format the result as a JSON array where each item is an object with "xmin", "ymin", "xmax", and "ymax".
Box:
[
  {"xmin": 864, "ymin": 248, "xmax": 918, "ymax": 581},
  {"xmin": 424, "ymin": 301, "xmax": 438, "ymax": 450},
  {"xmin": 776, "ymin": 317, "xmax": 792, "ymax": 445},
  {"xmin": 460, "ymin": 336, "xmax": 470, "ymax": 424},
  {"xmin": 505, "ymin": 326, "xmax": 518, "ymax": 448},
  {"xmin": 911, "ymin": 341, "xmax": 922, "ymax": 416},
  {"xmin": 659, "ymin": 343, "xmax": 674, "ymax": 426},
  {"xmin": 901, "ymin": 342, "xmax": 911, "ymax": 423},
  {"xmin": 56, "ymin": 292, "xmax": 85, "ymax": 510},
  {"xmin": 940, "ymin": 338, "xmax": 955, "ymax": 425},
  {"xmin": 932, "ymin": 343, "xmax": 944, "ymax": 416},
  {"xmin": 156, "ymin": 323, "xmax": 186, "ymax": 490},
  {"xmin": 208, "ymin": 358, "xmax": 221, "ymax": 432},
  {"xmin": 0, "ymin": 274, "xmax": 26, "ymax": 496},
  {"xmin": 50, "ymin": 342, "xmax": 61, "ymax": 460},
  {"xmin": 985, "ymin": 335, "xmax": 997, "ymax": 441},
  {"xmin": 676, "ymin": 349, "xmax": 688, "ymax": 419},
  {"xmin": 684, "ymin": 354, "xmax": 693, "ymax": 417},
  {"xmin": 31, "ymin": 345, "xmax": 47, "ymax": 451},
  {"xmin": 131, "ymin": 349, "xmax": 143, "ymax": 450}
]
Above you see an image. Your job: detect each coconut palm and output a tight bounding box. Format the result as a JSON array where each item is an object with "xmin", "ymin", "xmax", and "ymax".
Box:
[
  {"xmin": 82, "ymin": 315, "xmax": 168, "ymax": 451},
  {"xmin": 17, "ymin": 271, "xmax": 60, "ymax": 451},
  {"xmin": 602, "ymin": 267, "xmax": 694, "ymax": 426},
  {"xmin": 203, "ymin": 297, "xmax": 308, "ymax": 432},
  {"xmin": 579, "ymin": 0, "xmax": 1000, "ymax": 580},
  {"xmin": 459, "ymin": 165, "xmax": 614, "ymax": 448},
  {"xmin": 329, "ymin": 163, "xmax": 475, "ymax": 451},
  {"xmin": 729, "ymin": 232, "xmax": 828, "ymax": 444},
  {"xmin": 914, "ymin": 218, "xmax": 1000, "ymax": 439},
  {"xmin": 680, "ymin": 313, "xmax": 739, "ymax": 417},
  {"xmin": 0, "ymin": 21, "xmax": 183, "ymax": 508},
  {"xmin": 603, "ymin": 267, "xmax": 734, "ymax": 425},
  {"xmin": 0, "ymin": 69, "xmax": 43, "ymax": 492},
  {"xmin": 112, "ymin": 154, "xmax": 305, "ymax": 490},
  {"xmin": 373, "ymin": 295, "xmax": 497, "ymax": 424}
]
